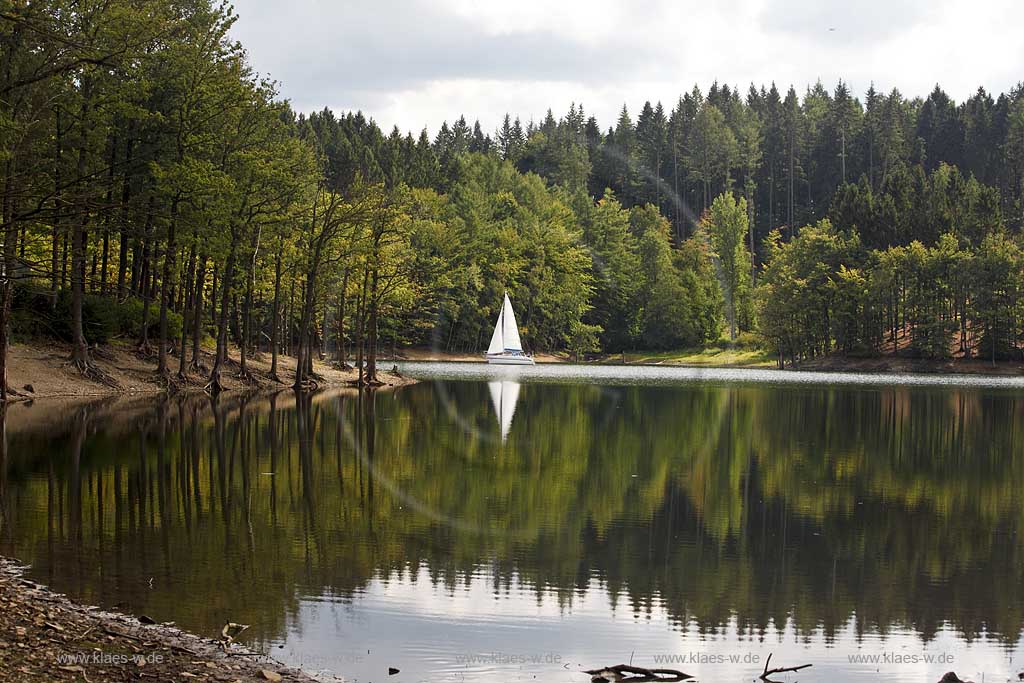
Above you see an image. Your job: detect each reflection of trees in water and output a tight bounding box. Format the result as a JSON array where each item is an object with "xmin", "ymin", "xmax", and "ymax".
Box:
[{"xmin": 0, "ymin": 383, "xmax": 1022, "ymax": 646}]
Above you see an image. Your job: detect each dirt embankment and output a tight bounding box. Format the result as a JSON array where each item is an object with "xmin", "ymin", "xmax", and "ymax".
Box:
[
  {"xmin": 5, "ymin": 341, "xmax": 416, "ymax": 400},
  {"xmin": 0, "ymin": 559, "xmax": 329, "ymax": 682}
]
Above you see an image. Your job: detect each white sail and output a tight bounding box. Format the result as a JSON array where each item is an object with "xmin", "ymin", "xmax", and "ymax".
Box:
[
  {"xmin": 500, "ymin": 293, "xmax": 523, "ymax": 352},
  {"xmin": 486, "ymin": 303, "xmax": 504, "ymax": 355},
  {"xmin": 488, "ymin": 380, "xmax": 520, "ymax": 442}
]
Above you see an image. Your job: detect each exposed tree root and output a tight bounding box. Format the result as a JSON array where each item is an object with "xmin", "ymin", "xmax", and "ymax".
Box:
[
  {"xmin": 0, "ymin": 383, "xmax": 27, "ymax": 402},
  {"xmin": 235, "ymin": 367, "xmax": 259, "ymax": 385},
  {"xmin": 135, "ymin": 340, "xmax": 156, "ymax": 358},
  {"xmin": 91, "ymin": 345, "xmax": 118, "ymax": 362},
  {"xmin": 204, "ymin": 371, "xmax": 226, "ymax": 395},
  {"xmin": 267, "ymin": 371, "xmax": 284, "ymax": 384},
  {"xmin": 1, "ymin": 383, "xmax": 23, "ymax": 398},
  {"xmin": 293, "ymin": 375, "xmax": 320, "ymax": 392},
  {"xmin": 155, "ymin": 369, "xmax": 186, "ymax": 393},
  {"xmin": 67, "ymin": 357, "xmax": 120, "ymax": 389},
  {"xmin": 584, "ymin": 664, "xmax": 693, "ymax": 682}
]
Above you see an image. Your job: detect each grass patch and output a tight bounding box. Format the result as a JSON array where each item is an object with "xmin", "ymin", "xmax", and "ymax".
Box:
[{"xmin": 599, "ymin": 336, "xmax": 775, "ymax": 367}]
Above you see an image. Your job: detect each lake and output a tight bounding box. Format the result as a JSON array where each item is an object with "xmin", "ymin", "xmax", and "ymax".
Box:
[{"xmin": 2, "ymin": 363, "xmax": 1023, "ymax": 682}]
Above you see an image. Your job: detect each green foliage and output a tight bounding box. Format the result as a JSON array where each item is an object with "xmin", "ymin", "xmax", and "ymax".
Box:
[
  {"xmin": 634, "ymin": 206, "xmax": 719, "ymax": 349},
  {"xmin": 756, "ymin": 220, "xmax": 862, "ymax": 363},
  {"xmin": 4, "ymin": 0, "xmax": 1024, "ymax": 368},
  {"xmin": 701, "ymin": 193, "xmax": 753, "ymax": 339},
  {"xmin": 431, "ymin": 154, "xmax": 594, "ymax": 351},
  {"xmin": 566, "ymin": 320, "xmax": 603, "ymax": 359},
  {"xmin": 11, "ymin": 287, "xmax": 181, "ymax": 345},
  {"xmin": 579, "ymin": 190, "xmax": 641, "ymax": 351},
  {"xmin": 971, "ymin": 232, "xmax": 1024, "ymax": 361},
  {"xmin": 117, "ymin": 297, "xmax": 183, "ymax": 344}
]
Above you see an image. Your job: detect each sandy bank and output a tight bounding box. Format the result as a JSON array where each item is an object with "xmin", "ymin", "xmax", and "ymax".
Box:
[{"xmin": 5, "ymin": 341, "xmax": 416, "ymax": 400}]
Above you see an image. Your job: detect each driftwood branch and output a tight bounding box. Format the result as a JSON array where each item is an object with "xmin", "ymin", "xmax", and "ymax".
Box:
[
  {"xmin": 584, "ymin": 664, "xmax": 693, "ymax": 682},
  {"xmin": 760, "ymin": 653, "xmax": 813, "ymax": 681}
]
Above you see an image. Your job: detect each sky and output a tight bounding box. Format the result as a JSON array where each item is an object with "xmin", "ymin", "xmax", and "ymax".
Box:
[{"xmin": 229, "ymin": 0, "xmax": 1024, "ymax": 137}]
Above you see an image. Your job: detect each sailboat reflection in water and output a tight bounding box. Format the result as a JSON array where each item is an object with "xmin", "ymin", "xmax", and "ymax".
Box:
[
  {"xmin": 488, "ymin": 380, "xmax": 521, "ymax": 442},
  {"xmin": 485, "ymin": 292, "xmax": 534, "ymax": 364}
]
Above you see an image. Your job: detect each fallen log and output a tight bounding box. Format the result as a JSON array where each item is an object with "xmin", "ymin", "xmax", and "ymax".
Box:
[
  {"xmin": 583, "ymin": 663, "xmax": 693, "ymax": 682},
  {"xmin": 760, "ymin": 653, "xmax": 812, "ymax": 681}
]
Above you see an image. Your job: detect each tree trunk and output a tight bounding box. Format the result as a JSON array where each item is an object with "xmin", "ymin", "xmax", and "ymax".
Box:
[
  {"xmin": 190, "ymin": 253, "xmax": 206, "ymax": 370},
  {"xmin": 177, "ymin": 235, "xmax": 197, "ymax": 379},
  {"xmin": 51, "ymin": 108, "xmax": 63, "ymax": 306},
  {"xmin": 336, "ymin": 268, "xmax": 348, "ymax": 366},
  {"xmin": 269, "ymin": 248, "xmax": 282, "ymax": 381},
  {"xmin": 70, "ymin": 77, "xmax": 92, "ymax": 369},
  {"xmin": 138, "ymin": 196, "xmax": 155, "ymax": 350},
  {"xmin": 355, "ymin": 266, "xmax": 368, "ymax": 386},
  {"xmin": 116, "ymin": 130, "xmax": 135, "ymax": 299},
  {"xmin": 239, "ymin": 225, "xmax": 261, "ymax": 379},
  {"xmin": 366, "ymin": 265, "xmax": 380, "ymax": 384},
  {"xmin": 0, "ymin": 167, "xmax": 14, "ymax": 400},
  {"xmin": 209, "ymin": 230, "xmax": 237, "ymax": 393},
  {"xmin": 157, "ymin": 197, "xmax": 179, "ymax": 375},
  {"xmin": 100, "ymin": 135, "xmax": 116, "ymax": 294}
]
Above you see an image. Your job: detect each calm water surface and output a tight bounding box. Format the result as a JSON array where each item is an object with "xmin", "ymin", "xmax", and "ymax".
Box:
[{"xmin": 2, "ymin": 363, "xmax": 1023, "ymax": 682}]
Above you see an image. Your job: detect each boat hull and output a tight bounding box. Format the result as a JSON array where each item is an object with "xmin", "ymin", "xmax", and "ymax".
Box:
[{"xmin": 486, "ymin": 355, "xmax": 535, "ymax": 365}]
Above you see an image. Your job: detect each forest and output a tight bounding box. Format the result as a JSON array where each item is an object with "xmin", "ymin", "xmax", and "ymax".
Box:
[{"xmin": 3, "ymin": 0, "xmax": 1024, "ymax": 400}]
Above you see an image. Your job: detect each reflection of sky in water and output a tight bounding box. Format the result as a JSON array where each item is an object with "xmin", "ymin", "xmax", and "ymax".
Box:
[
  {"xmin": 397, "ymin": 360, "xmax": 1024, "ymax": 389},
  {"xmin": 273, "ymin": 568, "xmax": 1022, "ymax": 683}
]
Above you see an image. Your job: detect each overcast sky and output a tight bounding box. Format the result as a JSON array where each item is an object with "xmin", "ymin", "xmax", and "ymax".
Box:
[{"xmin": 229, "ymin": 0, "xmax": 1024, "ymax": 136}]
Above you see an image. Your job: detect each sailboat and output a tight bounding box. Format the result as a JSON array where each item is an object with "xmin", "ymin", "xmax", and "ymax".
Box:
[
  {"xmin": 485, "ymin": 292, "xmax": 535, "ymax": 365},
  {"xmin": 488, "ymin": 380, "xmax": 521, "ymax": 442}
]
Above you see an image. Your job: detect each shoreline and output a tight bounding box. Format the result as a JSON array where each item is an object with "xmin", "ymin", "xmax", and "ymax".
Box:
[
  {"xmin": 387, "ymin": 347, "xmax": 1024, "ymax": 378},
  {"xmin": 0, "ymin": 557, "xmax": 328, "ymax": 682},
  {"xmin": 5, "ymin": 340, "xmax": 417, "ymax": 401},
  {"xmin": 7, "ymin": 342, "xmax": 1021, "ymax": 403}
]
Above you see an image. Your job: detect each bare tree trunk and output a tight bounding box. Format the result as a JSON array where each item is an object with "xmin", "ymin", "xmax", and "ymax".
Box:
[
  {"xmin": 269, "ymin": 248, "xmax": 282, "ymax": 381},
  {"xmin": 137, "ymin": 196, "xmax": 155, "ymax": 352},
  {"xmin": 51, "ymin": 108, "xmax": 62, "ymax": 306},
  {"xmin": 366, "ymin": 265, "xmax": 379, "ymax": 384},
  {"xmin": 129, "ymin": 235, "xmax": 141, "ymax": 296},
  {"xmin": 157, "ymin": 197, "xmax": 179, "ymax": 374},
  {"xmin": 285, "ymin": 276, "xmax": 294, "ymax": 357},
  {"xmin": 293, "ymin": 279, "xmax": 308, "ymax": 389},
  {"xmin": 336, "ymin": 268, "xmax": 348, "ymax": 367},
  {"xmin": 0, "ymin": 168, "xmax": 14, "ymax": 400},
  {"xmin": 116, "ymin": 131, "xmax": 134, "ymax": 299},
  {"xmin": 239, "ymin": 225, "xmax": 261, "ymax": 380},
  {"xmin": 209, "ymin": 229, "xmax": 238, "ymax": 393},
  {"xmin": 0, "ymin": 38, "xmax": 16, "ymax": 398},
  {"xmin": 70, "ymin": 77, "xmax": 92, "ymax": 369},
  {"xmin": 355, "ymin": 266, "xmax": 368, "ymax": 385},
  {"xmin": 100, "ymin": 135, "xmax": 115, "ymax": 294},
  {"xmin": 190, "ymin": 253, "xmax": 206, "ymax": 370},
  {"xmin": 177, "ymin": 235, "xmax": 197, "ymax": 379}
]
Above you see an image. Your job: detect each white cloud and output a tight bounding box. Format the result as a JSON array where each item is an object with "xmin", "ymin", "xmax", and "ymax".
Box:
[{"xmin": 230, "ymin": 0, "xmax": 1024, "ymax": 135}]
